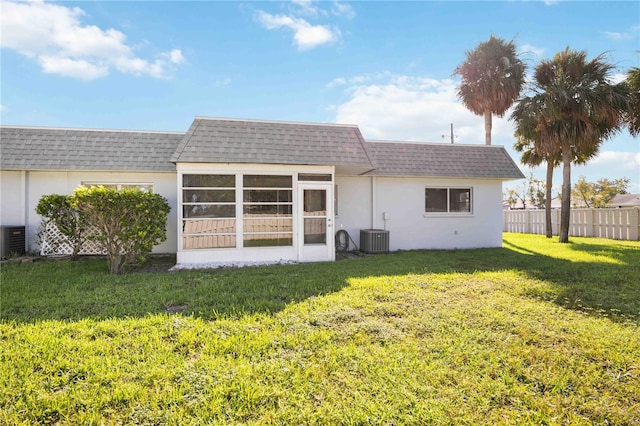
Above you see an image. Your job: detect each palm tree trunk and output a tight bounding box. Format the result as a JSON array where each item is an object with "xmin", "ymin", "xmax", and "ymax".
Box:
[
  {"xmin": 559, "ymin": 144, "xmax": 572, "ymax": 243},
  {"xmin": 545, "ymin": 159, "xmax": 554, "ymax": 238},
  {"xmin": 484, "ymin": 110, "xmax": 492, "ymax": 145}
]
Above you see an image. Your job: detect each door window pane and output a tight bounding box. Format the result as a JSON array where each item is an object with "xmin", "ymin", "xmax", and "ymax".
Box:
[
  {"xmin": 304, "ymin": 190, "xmax": 327, "ymax": 215},
  {"xmin": 304, "ymin": 218, "xmax": 326, "ymax": 244}
]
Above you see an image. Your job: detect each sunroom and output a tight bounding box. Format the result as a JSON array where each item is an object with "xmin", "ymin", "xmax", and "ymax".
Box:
[{"xmin": 171, "ymin": 117, "xmax": 374, "ymax": 267}]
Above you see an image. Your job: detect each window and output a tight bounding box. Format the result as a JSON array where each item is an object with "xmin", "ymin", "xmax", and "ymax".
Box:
[
  {"xmin": 298, "ymin": 173, "xmax": 332, "ymax": 182},
  {"xmin": 243, "ymin": 175, "xmax": 293, "ymax": 247},
  {"xmin": 182, "ymin": 174, "xmax": 236, "ymax": 249},
  {"xmin": 425, "ymin": 187, "xmax": 471, "ymax": 214},
  {"xmin": 82, "ymin": 182, "xmax": 153, "ymax": 192}
]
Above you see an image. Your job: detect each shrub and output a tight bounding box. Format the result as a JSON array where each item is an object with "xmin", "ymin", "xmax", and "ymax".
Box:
[
  {"xmin": 35, "ymin": 194, "xmax": 87, "ymax": 258},
  {"xmin": 72, "ymin": 186, "xmax": 171, "ymax": 274}
]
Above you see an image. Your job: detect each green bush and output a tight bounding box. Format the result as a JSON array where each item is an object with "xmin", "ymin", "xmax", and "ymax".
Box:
[
  {"xmin": 73, "ymin": 186, "xmax": 171, "ymax": 274},
  {"xmin": 36, "ymin": 193, "xmax": 87, "ymax": 258}
]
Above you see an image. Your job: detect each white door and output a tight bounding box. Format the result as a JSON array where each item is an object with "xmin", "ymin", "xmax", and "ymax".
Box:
[{"xmin": 298, "ymin": 183, "xmax": 334, "ymax": 262}]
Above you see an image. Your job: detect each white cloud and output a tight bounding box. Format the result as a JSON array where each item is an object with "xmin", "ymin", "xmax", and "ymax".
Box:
[
  {"xmin": 604, "ymin": 32, "xmax": 627, "ymax": 40},
  {"xmin": 0, "ymin": 0, "xmax": 184, "ymax": 80},
  {"xmin": 332, "ymin": 2, "xmax": 355, "ymax": 19},
  {"xmin": 603, "ymin": 26, "xmax": 639, "ymax": 40},
  {"xmin": 0, "ymin": 105, "xmax": 7, "ymax": 112},
  {"xmin": 291, "ymin": 0, "xmax": 323, "ymax": 17},
  {"xmin": 589, "ymin": 151, "xmax": 640, "ymax": 172},
  {"xmin": 326, "ymin": 72, "xmax": 390, "ymax": 88},
  {"xmin": 518, "ymin": 43, "xmax": 545, "ymax": 59},
  {"xmin": 255, "ymin": 10, "xmax": 340, "ymax": 50},
  {"xmin": 610, "ymin": 73, "xmax": 627, "ymax": 84},
  {"xmin": 215, "ymin": 77, "xmax": 232, "ymax": 87},
  {"xmin": 333, "ymin": 74, "xmax": 515, "ymax": 144},
  {"xmin": 326, "ymin": 77, "xmax": 347, "ymax": 88},
  {"xmin": 168, "ymin": 49, "xmax": 185, "ymax": 65},
  {"xmin": 38, "ymin": 55, "xmax": 108, "ymax": 80}
]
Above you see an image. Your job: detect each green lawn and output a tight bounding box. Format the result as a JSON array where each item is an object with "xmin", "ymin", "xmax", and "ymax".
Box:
[{"xmin": 1, "ymin": 233, "xmax": 639, "ymax": 425}]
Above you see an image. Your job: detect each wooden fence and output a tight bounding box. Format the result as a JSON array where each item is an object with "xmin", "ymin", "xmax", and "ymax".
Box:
[{"xmin": 503, "ymin": 207, "xmax": 640, "ymax": 241}]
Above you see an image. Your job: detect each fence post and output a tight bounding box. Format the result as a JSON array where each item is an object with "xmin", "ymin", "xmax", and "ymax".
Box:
[{"xmin": 631, "ymin": 207, "xmax": 639, "ymax": 241}]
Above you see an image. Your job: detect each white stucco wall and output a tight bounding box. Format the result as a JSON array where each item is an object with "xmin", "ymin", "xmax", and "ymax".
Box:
[
  {"xmin": 0, "ymin": 170, "xmax": 178, "ymax": 254},
  {"xmin": 335, "ymin": 175, "xmax": 505, "ymax": 250},
  {"xmin": 1, "ymin": 171, "xmax": 25, "ymax": 226},
  {"xmin": 2, "ymin": 168, "xmax": 506, "ymax": 258}
]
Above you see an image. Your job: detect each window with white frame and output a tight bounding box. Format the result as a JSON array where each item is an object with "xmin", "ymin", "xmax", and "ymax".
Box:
[
  {"xmin": 182, "ymin": 174, "xmax": 236, "ymax": 249},
  {"xmin": 425, "ymin": 187, "xmax": 472, "ymax": 213}
]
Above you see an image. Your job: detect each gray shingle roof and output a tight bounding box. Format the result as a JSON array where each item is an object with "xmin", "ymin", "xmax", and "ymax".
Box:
[
  {"xmin": 0, "ymin": 126, "xmax": 183, "ymax": 172},
  {"xmin": 364, "ymin": 141, "xmax": 524, "ymax": 180},
  {"xmin": 1, "ymin": 120, "xmax": 525, "ymax": 180},
  {"xmin": 171, "ymin": 117, "xmax": 375, "ymax": 174}
]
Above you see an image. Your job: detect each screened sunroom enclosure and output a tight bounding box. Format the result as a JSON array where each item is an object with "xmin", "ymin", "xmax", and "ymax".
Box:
[{"xmin": 176, "ymin": 163, "xmax": 334, "ymax": 266}]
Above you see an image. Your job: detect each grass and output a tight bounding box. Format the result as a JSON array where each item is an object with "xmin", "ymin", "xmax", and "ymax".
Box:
[{"xmin": 1, "ymin": 233, "xmax": 639, "ymax": 424}]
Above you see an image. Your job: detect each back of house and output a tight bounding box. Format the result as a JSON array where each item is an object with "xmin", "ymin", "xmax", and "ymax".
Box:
[{"xmin": 0, "ymin": 117, "xmax": 524, "ymax": 265}]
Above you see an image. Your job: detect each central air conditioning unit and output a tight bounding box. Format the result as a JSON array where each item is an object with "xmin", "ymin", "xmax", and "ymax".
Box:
[
  {"xmin": 360, "ymin": 229, "xmax": 389, "ymax": 254},
  {"xmin": 0, "ymin": 226, "xmax": 26, "ymax": 259}
]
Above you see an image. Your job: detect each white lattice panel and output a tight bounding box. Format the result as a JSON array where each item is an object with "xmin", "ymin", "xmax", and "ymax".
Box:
[{"xmin": 40, "ymin": 222, "xmax": 106, "ymax": 256}]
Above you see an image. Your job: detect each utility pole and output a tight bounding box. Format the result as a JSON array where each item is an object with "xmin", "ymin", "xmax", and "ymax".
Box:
[{"xmin": 442, "ymin": 123, "xmax": 456, "ymax": 144}]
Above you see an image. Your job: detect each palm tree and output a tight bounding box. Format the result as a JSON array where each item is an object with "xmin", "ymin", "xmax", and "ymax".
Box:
[
  {"xmin": 513, "ymin": 134, "xmax": 558, "ymax": 238},
  {"xmin": 511, "ymin": 48, "xmax": 628, "ymax": 243},
  {"xmin": 454, "ymin": 35, "xmax": 526, "ymax": 145},
  {"xmin": 624, "ymin": 67, "xmax": 640, "ymax": 136},
  {"xmin": 512, "ymin": 117, "xmax": 598, "ymax": 239}
]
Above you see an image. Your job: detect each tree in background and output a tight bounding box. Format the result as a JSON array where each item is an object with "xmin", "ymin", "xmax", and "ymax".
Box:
[
  {"xmin": 503, "ymin": 173, "xmax": 544, "ymax": 210},
  {"xmin": 624, "ymin": 67, "xmax": 640, "ymax": 137},
  {"xmin": 572, "ymin": 176, "xmax": 630, "ymax": 208},
  {"xmin": 73, "ymin": 186, "xmax": 171, "ymax": 275},
  {"xmin": 454, "ymin": 35, "xmax": 526, "ymax": 145},
  {"xmin": 509, "ymin": 48, "xmax": 628, "ymax": 243},
  {"xmin": 527, "ymin": 173, "xmax": 546, "ymax": 209}
]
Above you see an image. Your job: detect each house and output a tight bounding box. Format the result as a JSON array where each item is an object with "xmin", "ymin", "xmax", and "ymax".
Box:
[
  {"xmin": 0, "ymin": 117, "xmax": 524, "ymax": 266},
  {"xmin": 609, "ymin": 193, "xmax": 640, "ymax": 208}
]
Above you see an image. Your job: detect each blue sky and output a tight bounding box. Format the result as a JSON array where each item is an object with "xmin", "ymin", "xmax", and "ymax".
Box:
[{"xmin": 2, "ymin": 0, "xmax": 639, "ymax": 193}]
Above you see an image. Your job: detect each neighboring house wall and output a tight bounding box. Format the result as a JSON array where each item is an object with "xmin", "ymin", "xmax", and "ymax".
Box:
[
  {"xmin": 0, "ymin": 170, "xmax": 178, "ymax": 254},
  {"xmin": 336, "ymin": 176, "xmax": 504, "ymax": 251}
]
